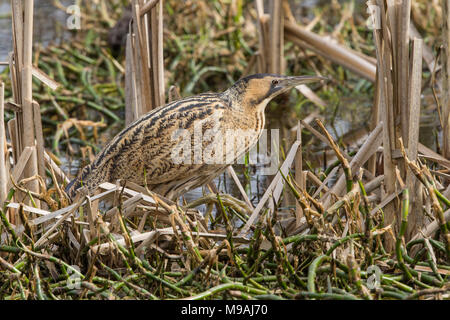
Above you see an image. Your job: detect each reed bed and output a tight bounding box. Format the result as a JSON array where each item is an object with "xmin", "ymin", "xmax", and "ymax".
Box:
[{"xmin": 0, "ymin": 0, "xmax": 449, "ymax": 300}]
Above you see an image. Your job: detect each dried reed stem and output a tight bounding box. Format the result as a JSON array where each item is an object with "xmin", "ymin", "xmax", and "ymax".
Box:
[
  {"xmin": 126, "ymin": 0, "xmax": 165, "ymax": 121},
  {"xmin": 295, "ymin": 121, "xmax": 304, "ymax": 224},
  {"xmin": 406, "ymin": 38, "xmax": 424, "ymax": 239},
  {"xmin": 443, "ymin": 0, "xmax": 450, "ymax": 159},
  {"xmin": 269, "ymin": 0, "xmax": 284, "ymax": 74},
  {"xmin": 0, "ymin": 82, "xmax": 6, "ymax": 204}
]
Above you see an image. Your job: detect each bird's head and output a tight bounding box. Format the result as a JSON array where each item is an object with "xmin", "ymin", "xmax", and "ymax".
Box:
[{"xmin": 224, "ymin": 73, "xmax": 327, "ymax": 112}]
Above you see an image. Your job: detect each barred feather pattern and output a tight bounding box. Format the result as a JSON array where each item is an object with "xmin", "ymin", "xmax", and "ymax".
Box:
[{"xmin": 66, "ymin": 89, "xmax": 265, "ymax": 200}]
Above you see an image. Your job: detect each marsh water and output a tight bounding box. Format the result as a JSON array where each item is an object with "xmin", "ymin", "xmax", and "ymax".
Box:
[
  {"xmin": 0, "ymin": 0, "xmax": 73, "ymax": 65},
  {"xmin": 0, "ymin": 1, "xmax": 440, "ymax": 206}
]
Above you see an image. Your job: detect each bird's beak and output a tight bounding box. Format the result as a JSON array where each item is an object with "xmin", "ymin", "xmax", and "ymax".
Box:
[
  {"xmin": 277, "ymin": 75, "xmax": 328, "ymax": 89},
  {"xmin": 262, "ymin": 75, "xmax": 328, "ymax": 105}
]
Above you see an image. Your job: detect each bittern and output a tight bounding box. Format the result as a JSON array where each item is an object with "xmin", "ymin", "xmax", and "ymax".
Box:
[{"xmin": 66, "ymin": 73, "xmax": 325, "ymax": 200}]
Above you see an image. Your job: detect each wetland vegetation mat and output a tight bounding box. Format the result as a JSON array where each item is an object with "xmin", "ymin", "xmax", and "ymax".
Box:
[{"xmin": 0, "ymin": 0, "xmax": 449, "ymax": 300}]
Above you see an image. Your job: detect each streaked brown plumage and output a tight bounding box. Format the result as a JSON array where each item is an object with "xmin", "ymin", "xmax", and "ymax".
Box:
[{"xmin": 66, "ymin": 73, "xmax": 325, "ymax": 200}]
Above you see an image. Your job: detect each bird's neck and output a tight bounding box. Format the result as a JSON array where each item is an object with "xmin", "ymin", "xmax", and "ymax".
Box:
[
  {"xmin": 220, "ymin": 88, "xmax": 268, "ymax": 133},
  {"xmin": 221, "ymin": 86, "xmax": 271, "ymax": 111}
]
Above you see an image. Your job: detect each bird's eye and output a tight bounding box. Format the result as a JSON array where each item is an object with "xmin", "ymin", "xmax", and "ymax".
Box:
[{"xmin": 272, "ymin": 79, "xmax": 279, "ymax": 85}]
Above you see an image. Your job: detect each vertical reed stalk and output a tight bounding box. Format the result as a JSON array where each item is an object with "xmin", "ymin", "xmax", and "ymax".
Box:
[
  {"xmin": 126, "ymin": 0, "xmax": 166, "ymax": 122},
  {"xmin": 0, "ymin": 82, "xmax": 6, "ymax": 205},
  {"xmin": 372, "ymin": 0, "xmax": 425, "ymax": 252},
  {"xmin": 255, "ymin": 0, "xmax": 269, "ymax": 73},
  {"xmin": 32, "ymin": 101, "xmax": 45, "ymax": 181},
  {"xmin": 368, "ymin": 72, "xmax": 381, "ymax": 175},
  {"xmin": 398, "ymin": 0, "xmax": 411, "ymax": 145},
  {"xmin": 405, "ymin": 38, "xmax": 423, "ymax": 240},
  {"xmin": 269, "ymin": 0, "xmax": 284, "ymax": 74},
  {"xmin": 11, "ymin": 0, "xmax": 40, "ymax": 207},
  {"xmin": 255, "ymin": 0, "xmax": 284, "ymax": 74},
  {"xmin": 443, "ymin": 0, "xmax": 450, "ymax": 159},
  {"xmin": 125, "ymin": 34, "xmax": 140, "ymax": 126}
]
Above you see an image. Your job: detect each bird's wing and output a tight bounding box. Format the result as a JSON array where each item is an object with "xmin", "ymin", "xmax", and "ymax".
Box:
[{"xmin": 97, "ymin": 94, "xmax": 231, "ymax": 186}]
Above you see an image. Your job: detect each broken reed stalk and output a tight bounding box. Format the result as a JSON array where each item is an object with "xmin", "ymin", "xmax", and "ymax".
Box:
[
  {"xmin": 372, "ymin": 0, "xmax": 396, "ymax": 252},
  {"xmin": 255, "ymin": 0, "xmax": 268, "ymax": 73},
  {"xmin": 126, "ymin": 0, "xmax": 165, "ymax": 124},
  {"xmin": 21, "ymin": 0, "xmax": 39, "ymax": 199},
  {"xmin": 155, "ymin": 0, "xmax": 165, "ymax": 106},
  {"xmin": 398, "ymin": 0, "xmax": 411, "ymax": 144},
  {"xmin": 268, "ymin": 0, "xmax": 284, "ymax": 74},
  {"xmin": 406, "ymin": 38, "xmax": 424, "ymax": 240},
  {"xmin": 284, "ymin": 20, "xmax": 376, "ymax": 82},
  {"xmin": 369, "ymin": 0, "xmax": 428, "ymax": 251},
  {"xmin": 125, "ymin": 33, "xmax": 140, "ymax": 125},
  {"xmin": 368, "ymin": 72, "xmax": 381, "ymax": 175},
  {"xmin": 295, "ymin": 121, "xmax": 304, "ymax": 224},
  {"xmin": 366, "ymin": 1, "xmax": 382, "ymax": 175},
  {"xmin": 131, "ymin": 1, "xmax": 152, "ymax": 114},
  {"xmin": 32, "ymin": 101, "xmax": 45, "ymax": 182},
  {"xmin": 8, "ymin": 0, "xmax": 41, "ymax": 208},
  {"xmin": 0, "ymin": 82, "xmax": 6, "ymax": 205},
  {"xmin": 140, "ymin": 0, "xmax": 159, "ymax": 16},
  {"xmin": 409, "ymin": 23, "xmax": 437, "ymax": 73},
  {"xmin": 255, "ymin": 0, "xmax": 284, "ymax": 74}
]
